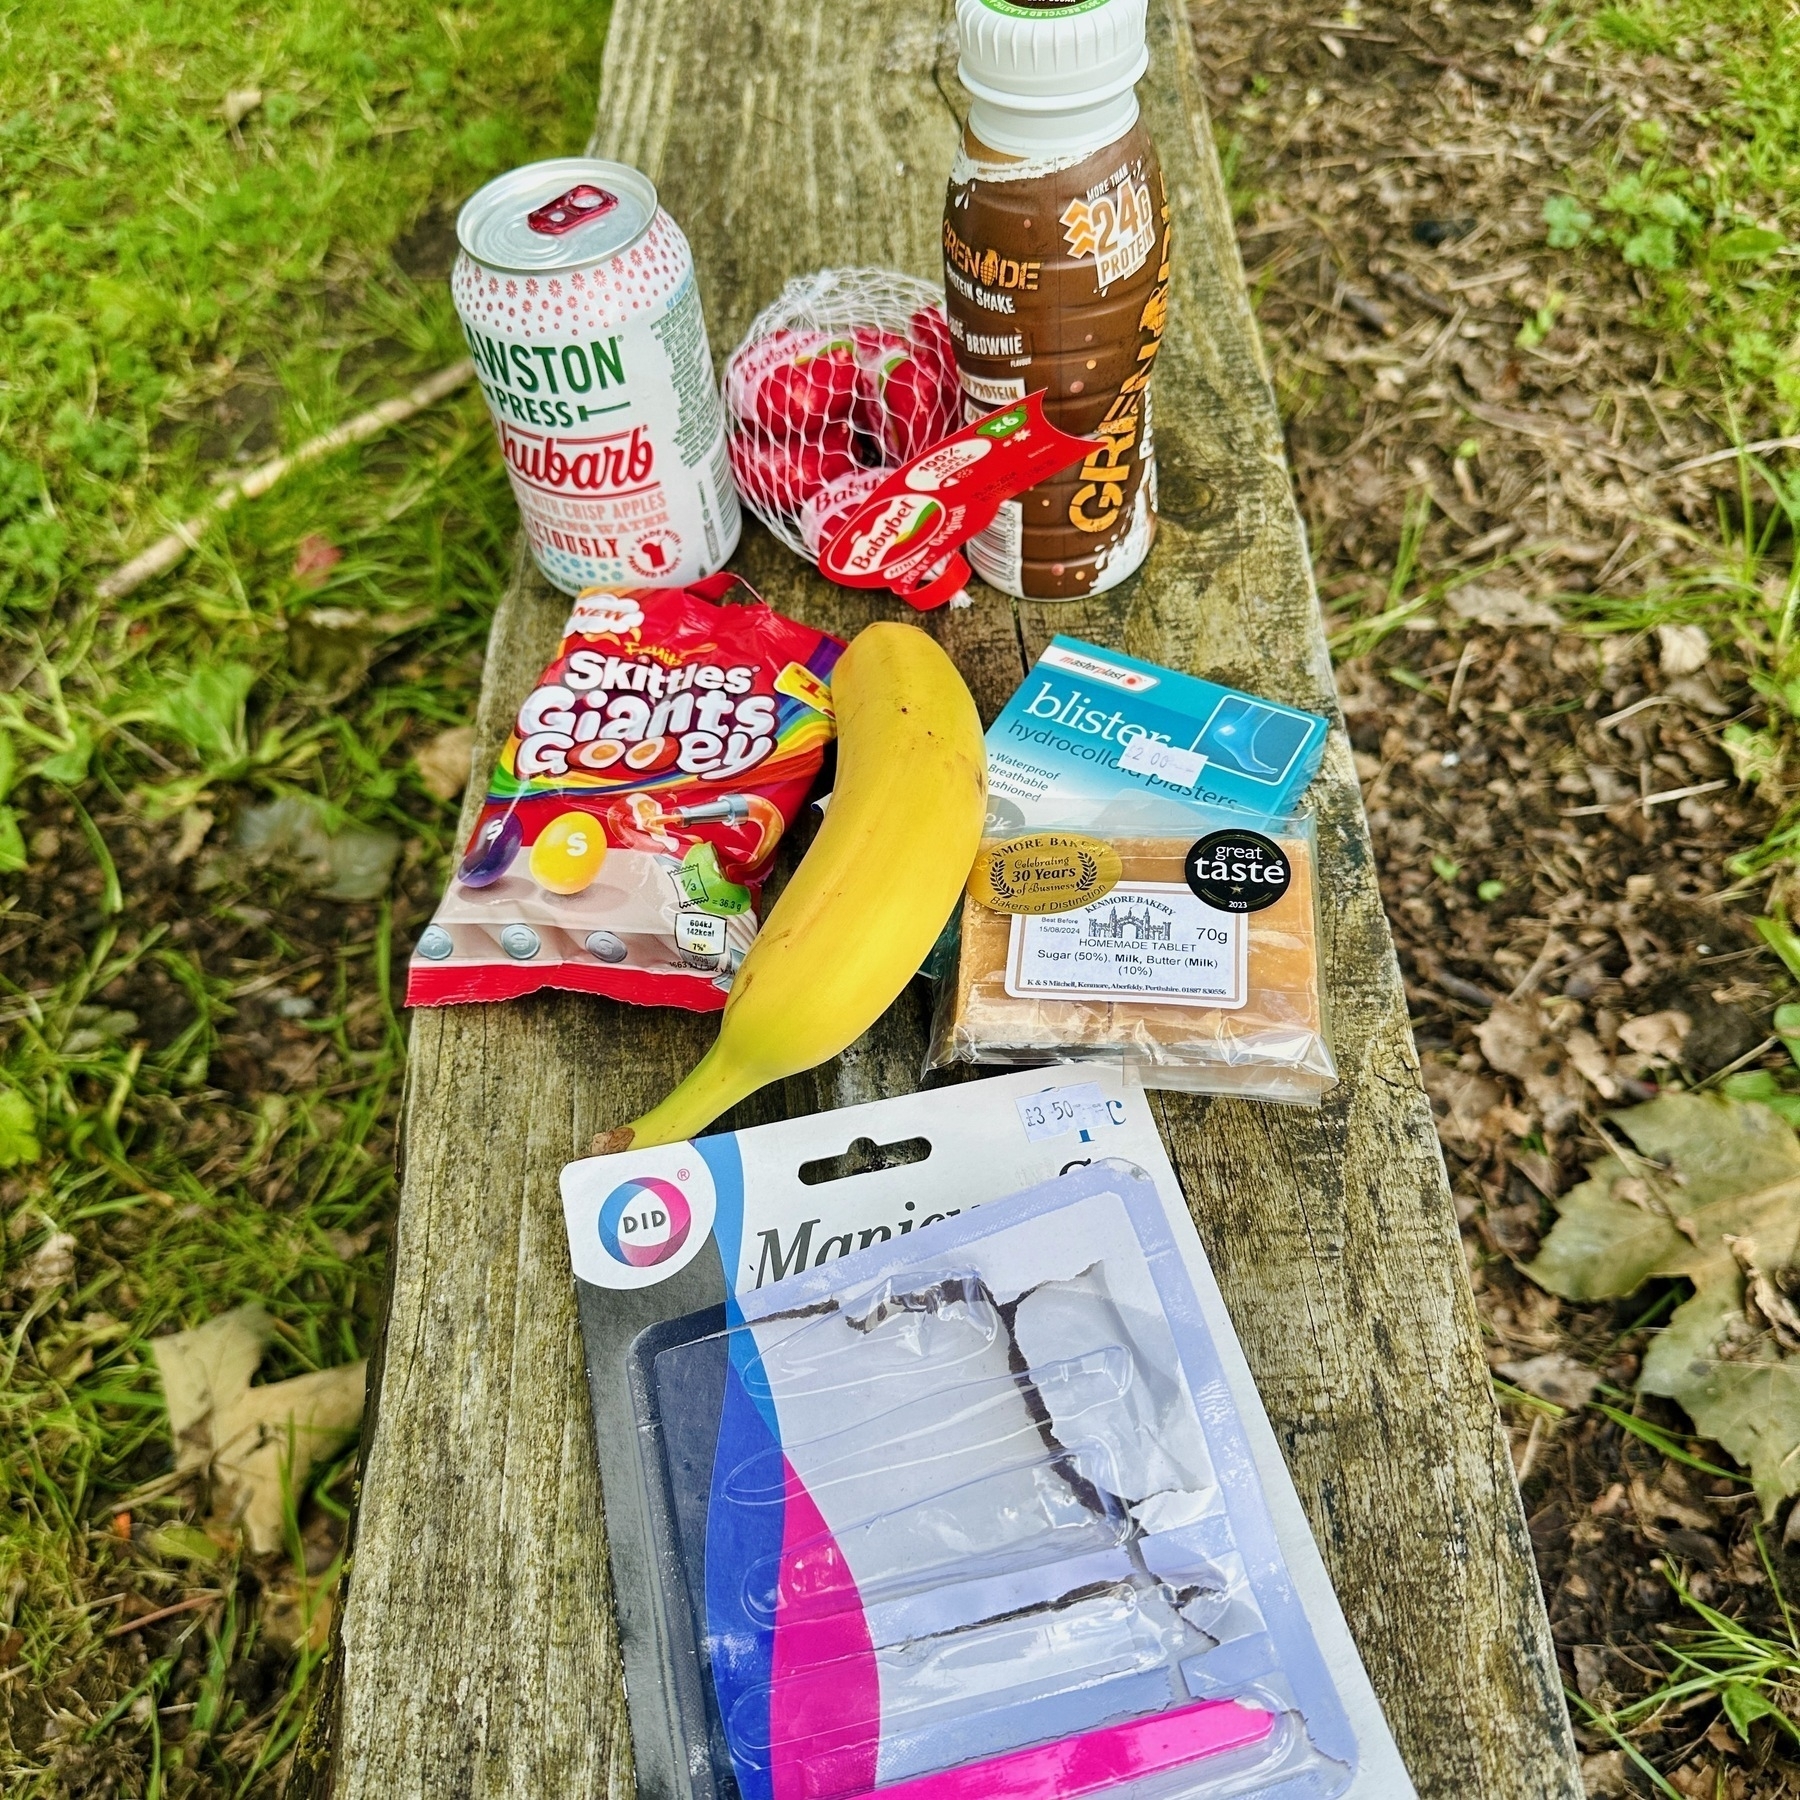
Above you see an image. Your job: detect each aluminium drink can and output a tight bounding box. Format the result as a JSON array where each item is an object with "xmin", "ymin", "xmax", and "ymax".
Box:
[{"xmin": 453, "ymin": 158, "xmax": 741, "ymax": 595}]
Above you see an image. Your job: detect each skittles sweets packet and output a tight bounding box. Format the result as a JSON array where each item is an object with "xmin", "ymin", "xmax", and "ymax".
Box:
[{"xmin": 407, "ymin": 574, "xmax": 843, "ymax": 1010}]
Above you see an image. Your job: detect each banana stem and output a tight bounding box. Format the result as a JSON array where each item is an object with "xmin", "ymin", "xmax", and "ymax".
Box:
[{"xmin": 594, "ymin": 1038, "xmax": 758, "ymax": 1154}]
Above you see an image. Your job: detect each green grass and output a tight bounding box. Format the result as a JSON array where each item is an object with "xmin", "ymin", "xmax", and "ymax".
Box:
[
  {"xmin": 2, "ymin": 0, "xmax": 1797, "ymax": 1787},
  {"xmin": 1573, "ymin": 1532, "xmax": 1800, "ymax": 1788},
  {"xmin": 1538, "ymin": 0, "xmax": 1800, "ymax": 427},
  {"xmin": 1476, "ymin": 0, "xmax": 1800, "ymax": 914},
  {"xmin": 0, "ymin": 0, "xmax": 604, "ymax": 1788},
  {"xmin": 1496, "ymin": 1374, "xmax": 1800, "ymax": 1776},
  {"xmin": 1512, "ymin": 7, "xmax": 1800, "ymax": 1759}
]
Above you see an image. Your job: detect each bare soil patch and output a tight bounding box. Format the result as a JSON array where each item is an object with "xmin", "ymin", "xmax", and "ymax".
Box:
[{"xmin": 1193, "ymin": 0, "xmax": 1800, "ymax": 1788}]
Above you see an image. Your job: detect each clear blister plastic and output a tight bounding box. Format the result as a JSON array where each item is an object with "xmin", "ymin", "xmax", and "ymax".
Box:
[
  {"xmin": 626, "ymin": 1163, "xmax": 1358, "ymax": 1800},
  {"xmin": 927, "ymin": 814, "xmax": 1335, "ymax": 1106}
]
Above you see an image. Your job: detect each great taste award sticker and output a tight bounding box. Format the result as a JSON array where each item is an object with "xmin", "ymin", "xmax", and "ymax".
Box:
[{"xmin": 1184, "ymin": 829, "xmax": 1292, "ymax": 914}]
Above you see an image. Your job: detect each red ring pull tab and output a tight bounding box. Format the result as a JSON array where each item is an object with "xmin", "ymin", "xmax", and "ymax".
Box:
[{"xmin": 527, "ymin": 183, "xmax": 620, "ymax": 237}]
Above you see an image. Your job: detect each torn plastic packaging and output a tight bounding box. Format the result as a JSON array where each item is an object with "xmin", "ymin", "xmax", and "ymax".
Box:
[
  {"xmin": 927, "ymin": 808, "xmax": 1335, "ymax": 1105},
  {"xmin": 626, "ymin": 1163, "xmax": 1359, "ymax": 1800}
]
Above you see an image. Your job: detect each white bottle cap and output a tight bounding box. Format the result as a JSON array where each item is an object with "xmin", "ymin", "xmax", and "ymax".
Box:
[{"xmin": 956, "ymin": 0, "xmax": 1149, "ymax": 155}]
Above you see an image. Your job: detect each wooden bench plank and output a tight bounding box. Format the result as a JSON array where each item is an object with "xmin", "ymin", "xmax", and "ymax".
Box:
[{"xmin": 296, "ymin": 1, "xmax": 1582, "ymax": 1794}]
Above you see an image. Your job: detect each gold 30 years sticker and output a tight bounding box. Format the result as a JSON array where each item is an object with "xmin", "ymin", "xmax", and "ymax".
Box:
[{"xmin": 969, "ymin": 833, "xmax": 1123, "ymax": 915}]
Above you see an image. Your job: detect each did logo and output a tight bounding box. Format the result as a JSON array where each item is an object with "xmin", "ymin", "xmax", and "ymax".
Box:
[
  {"xmin": 564, "ymin": 1150, "xmax": 715, "ymax": 1290},
  {"xmin": 598, "ymin": 1176, "xmax": 693, "ymax": 1269}
]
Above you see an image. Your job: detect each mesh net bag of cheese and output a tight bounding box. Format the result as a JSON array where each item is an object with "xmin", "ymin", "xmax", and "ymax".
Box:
[
  {"xmin": 721, "ymin": 268, "xmax": 962, "ymax": 564},
  {"xmin": 928, "ymin": 818, "xmax": 1335, "ymax": 1105}
]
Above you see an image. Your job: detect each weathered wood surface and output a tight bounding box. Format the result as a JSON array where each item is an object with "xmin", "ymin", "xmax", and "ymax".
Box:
[{"xmin": 297, "ymin": 0, "xmax": 1582, "ymax": 1794}]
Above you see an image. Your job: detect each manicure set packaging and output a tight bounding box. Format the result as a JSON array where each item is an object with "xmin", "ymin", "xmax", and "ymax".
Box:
[{"xmin": 561, "ymin": 1069, "xmax": 1413, "ymax": 1800}]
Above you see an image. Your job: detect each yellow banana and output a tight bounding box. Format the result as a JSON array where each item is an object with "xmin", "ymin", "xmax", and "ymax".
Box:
[{"xmin": 598, "ymin": 621, "xmax": 985, "ymax": 1153}]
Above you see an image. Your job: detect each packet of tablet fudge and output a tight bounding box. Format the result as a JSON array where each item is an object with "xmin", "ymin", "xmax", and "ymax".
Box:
[
  {"xmin": 560, "ymin": 1068, "xmax": 1414, "ymax": 1800},
  {"xmin": 927, "ymin": 813, "xmax": 1336, "ymax": 1104},
  {"xmin": 930, "ymin": 638, "xmax": 1337, "ymax": 1102},
  {"xmin": 407, "ymin": 574, "xmax": 841, "ymax": 1011}
]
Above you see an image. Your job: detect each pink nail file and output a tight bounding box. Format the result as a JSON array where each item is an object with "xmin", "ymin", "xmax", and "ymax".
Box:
[{"xmin": 856, "ymin": 1699, "xmax": 1278, "ymax": 1800}]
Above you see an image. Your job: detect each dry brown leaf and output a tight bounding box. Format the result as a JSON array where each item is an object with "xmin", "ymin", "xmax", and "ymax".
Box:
[
  {"xmin": 1656, "ymin": 622, "xmax": 1710, "ymax": 677},
  {"xmin": 1618, "ymin": 1009, "xmax": 1692, "ymax": 1061},
  {"xmin": 323, "ymin": 1225, "xmax": 378, "ymax": 1262},
  {"xmin": 1729, "ymin": 1235, "xmax": 1800, "ymax": 1350},
  {"xmin": 234, "ymin": 795, "xmax": 400, "ymax": 902},
  {"xmin": 260, "ymin": 1580, "xmax": 335, "ymax": 1652},
  {"xmin": 168, "ymin": 807, "xmax": 216, "ymax": 866},
  {"xmin": 1669, "ymin": 1762, "xmax": 1719, "ymax": 1800},
  {"xmin": 155, "ymin": 1306, "xmax": 270, "ymax": 1467},
  {"xmin": 1476, "ymin": 1001, "xmax": 1584, "ymax": 1132},
  {"xmin": 1564, "ymin": 1028, "xmax": 1621, "ymax": 1100},
  {"xmin": 1500, "ymin": 1351, "xmax": 1599, "ymax": 1411},
  {"xmin": 220, "ymin": 87, "xmax": 262, "ymax": 129},
  {"xmin": 1584, "ymin": 763, "xmax": 1635, "ymax": 806},
  {"xmin": 415, "ymin": 725, "xmax": 477, "ymax": 803},
  {"xmin": 1513, "ymin": 1148, "xmax": 1562, "ymax": 1198},
  {"xmin": 268, "ymin": 1035, "xmax": 328, "ymax": 1086},
  {"xmin": 1446, "ymin": 584, "xmax": 1560, "ymax": 629},
  {"xmin": 1419, "ymin": 1060, "xmax": 1502, "ymax": 1148},
  {"xmin": 1629, "ymin": 1473, "xmax": 1714, "ymax": 1534},
  {"xmin": 1578, "ymin": 1750, "xmax": 1628, "ymax": 1798},
  {"xmin": 288, "ymin": 603, "xmax": 431, "ymax": 699},
  {"xmin": 1527, "ymin": 1093, "xmax": 1800, "ymax": 1516},
  {"xmin": 151, "ymin": 1305, "xmax": 366, "ymax": 1554},
  {"xmin": 15, "ymin": 1231, "xmax": 76, "ymax": 1296},
  {"xmin": 1572, "ymin": 1644, "xmax": 1612, "ymax": 1702}
]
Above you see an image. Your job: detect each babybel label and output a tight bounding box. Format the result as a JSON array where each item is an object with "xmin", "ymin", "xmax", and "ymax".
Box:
[
  {"xmin": 905, "ymin": 439, "xmax": 992, "ymax": 490},
  {"xmin": 970, "ymin": 832, "xmax": 1123, "ymax": 915},
  {"xmin": 817, "ymin": 393, "xmax": 1099, "ymax": 610},
  {"xmin": 832, "ymin": 496, "xmax": 946, "ymax": 580}
]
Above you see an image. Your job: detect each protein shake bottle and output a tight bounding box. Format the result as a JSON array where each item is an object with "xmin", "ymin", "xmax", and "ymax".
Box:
[{"xmin": 945, "ymin": 0, "xmax": 1171, "ymax": 600}]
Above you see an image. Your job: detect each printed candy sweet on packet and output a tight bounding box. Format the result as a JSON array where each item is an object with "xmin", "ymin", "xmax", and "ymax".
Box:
[{"xmin": 407, "ymin": 574, "xmax": 842, "ymax": 1010}]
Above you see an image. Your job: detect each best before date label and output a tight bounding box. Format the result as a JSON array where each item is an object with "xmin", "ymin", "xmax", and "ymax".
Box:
[{"xmin": 1004, "ymin": 883, "xmax": 1247, "ymax": 1008}]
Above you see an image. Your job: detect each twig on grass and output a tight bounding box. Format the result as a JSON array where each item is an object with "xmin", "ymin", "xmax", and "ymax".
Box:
[
  {"xmin": 1658, "ymin": 436, "xmax": 1800, "ymax": 480},
  {"xmin": 95, "ymin": 360, "xmax": 475, "ymax": 603},
  {"xmin": 1561, "ymin": 778, "xmax": 1730, "ymax": 818},
  {"xmin": 105, "ymin": 1590, "xmax": 224, "ymax": 1637}
]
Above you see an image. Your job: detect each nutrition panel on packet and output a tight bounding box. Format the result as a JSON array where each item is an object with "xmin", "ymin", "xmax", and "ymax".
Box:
[{"xmin": 1004, "ymin": 882, "xmax": 1248, "ymax": 1007}]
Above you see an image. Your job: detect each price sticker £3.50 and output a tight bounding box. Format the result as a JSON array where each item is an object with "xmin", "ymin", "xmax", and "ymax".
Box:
[{"xmin": 1015, "ymin": 1081, "xmax": 1126, "ymax": 1143}]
